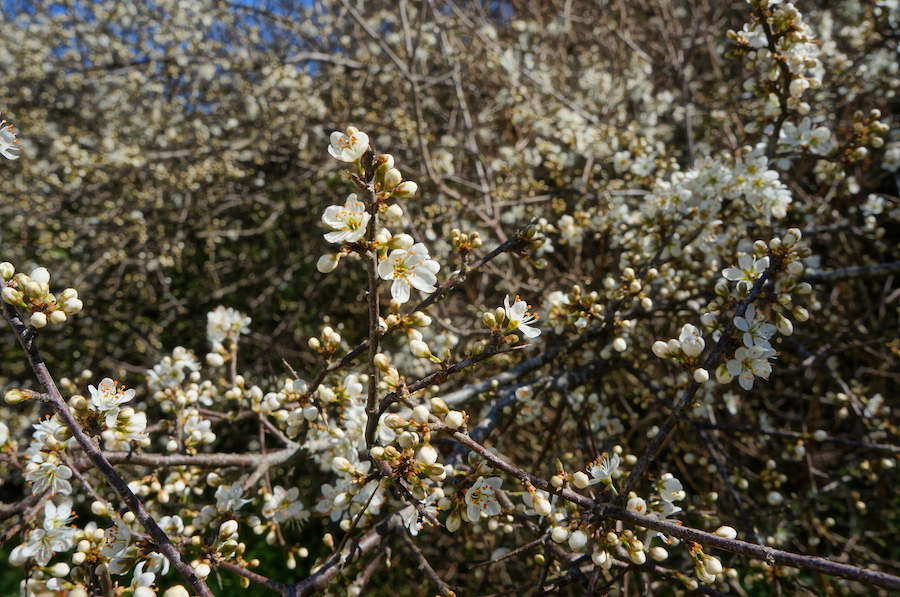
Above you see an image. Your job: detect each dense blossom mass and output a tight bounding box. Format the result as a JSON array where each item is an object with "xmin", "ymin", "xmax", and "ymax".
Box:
[{"xmin": 0, "ymin": 0, "xmax": 898, "ymax": 596}]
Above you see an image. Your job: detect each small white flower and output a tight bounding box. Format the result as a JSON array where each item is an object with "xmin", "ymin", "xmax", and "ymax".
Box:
[
  {"xmin": 26, "ymin": 462, "xmax": 73, "ymax": 496},
  {"xmin": 726, "ymin": 345, "xmax": 776, "ymax": 390},
  {"xmin": 262, "ymin": 486, "xmax": 310, "ymax": 526},
  {"xmin": 678, "ymin": 324, "xmax": 705, "ymax": 357},
  {"xmin": 465, "ymin": 477, "xmax": 502, "ymax": 521},
  {"xmin": 18, "ymin": 500, "xmax": 75, "ymax": 566},
  {"xmin": 503, "ymin": 295, "xmax": 541, "ymax": 338},
  {"xmin": 722, "ymin": 254, "xmax": 769, "ymax": 284},
  {"xmin": 215, "ymin": 483, "xmax": 251, "ymax": 513},
  {"xmin": 322, "ymin": 194, "xmax": 371, "ymax": 243},
  {"xmin": 656, "ymin": 473, "xmax": 685, "ymax": 502},
  {"xmin": 0, "ymin": 117, "xmax": 21, "ymax": 160},
  {"xmin": 207, "ymin": 306, "xmax": 251, "ymax": 346},
  {"xmin": 88, "ymin": 378, "xmax": 136, "ymax": 429},
  {"xmin": 377, "ymin": 243, "xmax": 440, "ymax": 304},
  {"xmin": 586, "ymin": 452, "xmax": 620, "ymax": 486},
  {"xmin": 403, "ymin": 490, "xmax": 440, "ymax": 537},
  {"xmin": 328, "ymin": 128, "xmax": 369, "ymax": 163},
  {"xmin": 733, "ymin": 304, "xmax": 777, "ymax": 348}
]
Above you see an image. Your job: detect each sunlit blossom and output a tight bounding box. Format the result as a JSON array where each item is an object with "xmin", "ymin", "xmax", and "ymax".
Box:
[
  {"xmin": 322, "ymin": 194, "xmax": 370, "ymax": 243},
  {"xmin": 465, "ymin": 477, "xmax": 502, "ymax": 521},
  {"xmin": 377, "ymin": 243, "xmax": 440, "ymax": 304},
  {"xmin": 328, "ymin": 128, "xmax": 369, "ymax": 163},
  {"xmin": 503, "ymin": 295, "xmax": 541, "ymax": 338}
]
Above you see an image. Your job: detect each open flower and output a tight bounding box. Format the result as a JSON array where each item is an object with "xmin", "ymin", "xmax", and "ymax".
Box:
[
  {"xmin": 88, "ymin": 378, "xmax": 136, "ymax": 428},
  {"xmin": 465, "ymin": 477, "xmax": 502, "ymax": 521},
  {"xmin": 25, "ymin": 461, "xmax": 73, "ymax": 496},
  {"xmin": 587, "ymin": 452, "xmax": 620, "ymax": 486},
  {"xmin": 328, "ymin": 128, "xmax": 369, "ymax": 163},
  {"xmin": 678, "ymin": 323, "xmax": 705, "ymax": 357},
  {"xmin": 733, "ymin": 304, "xmax": 776, "ymax": 349},
  {"xmin": 722, "ymin": 254, "xmax": 769, "ymax": 284},
  {"xmin": 503, "ymin": 295, "xmax": 541, "ymax": 338},
  {"xmin": 377, "ymin": 243, "xmax": 440, "ymax": 304},
  {"xmin": 726, "ymin": 345, "xmax": 776, "ymax": 390},
  {"xmin": 322, "ymin": 194, "xmax": 370, "ymax": 243},
  {"xmin": 0, "ymin": 117, "xmax": 21, "ymax": 160}
]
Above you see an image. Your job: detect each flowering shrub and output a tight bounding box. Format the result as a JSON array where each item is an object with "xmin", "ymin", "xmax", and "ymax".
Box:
[{"xmin": 1, "ymin": 0, "xmax": 899, "ymax": 596}]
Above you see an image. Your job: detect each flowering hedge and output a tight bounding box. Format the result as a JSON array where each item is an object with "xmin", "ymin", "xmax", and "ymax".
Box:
[{"xmin": 1, "ymin": 0, "xmax": 899, "ymax": 595}]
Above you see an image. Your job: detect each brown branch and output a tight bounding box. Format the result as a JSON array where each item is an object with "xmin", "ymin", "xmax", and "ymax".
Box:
[
  {"xmin": 611, "ymin": 506, "xmax": 900, "ymax": 591},
  {"xmin": 2, "ymin": 302, "xmax": 215, "ymax": 597},
  {"xmin": 399, "ymin": 527, "xmax": 456, "ymax": 597}
]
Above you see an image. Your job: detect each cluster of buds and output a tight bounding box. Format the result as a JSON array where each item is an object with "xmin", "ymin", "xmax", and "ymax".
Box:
[
  {"xmin": 847, "ymin": 109, "xmax": 891, "ymax": 161},
  {"xmin": 450, "ymin": 228, "xmax": 483, "ymax": 257},
  {"xmin": 727, "ymin": 0, "xmax": 821, "ymax": 116},
  {"xmin": 308, "ymin": 326, "xmax": 342, "ymax": 356},
  {"xmin": 1, "ymin": 264, "xmax": 84, "ymax": 328},
  {"xmin": 374, "ymin": 153, "xmax": 418, "ymax": 201},
  {"xmin": 368, "ymin": 401, "xmax": 448, "ymax": 485},
  {"xmin": 689, "ymin": 542, "xmax": 725, "ymax": 584},
  {"xmin": 482, "ymin": 294, "xmax": 542, "ymax": 340},
  {"xmin": 652, "ymin": 323, "xmax": 710, "ymax": 383},
  {"xmin": 212, "ymin": 519, "xmax": 242, "ymax": 561}
]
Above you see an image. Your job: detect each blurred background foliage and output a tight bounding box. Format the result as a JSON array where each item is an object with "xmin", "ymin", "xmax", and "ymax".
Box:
[{"xmin": 1, "ymin": 0, "xmax": 899, "ymax": 594}]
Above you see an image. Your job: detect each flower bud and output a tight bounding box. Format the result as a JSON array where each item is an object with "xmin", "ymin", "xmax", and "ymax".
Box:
[
  {"xmin": 792, "ymin": 306, "xmax": 809, "ymax": 322},
  {"xmin": 409, "ymin": 339, "xmax": 434, "ymax": 360},
  {"xmin": 194, "ymin": 562, "xmax": 211, "ymax": 579},
  {"xmin": 550, "ymin": 526, "xmax": 569, "ymax": 543},
  {"xmin": 446, "ymin": 511, "xmax": 461, "ymax": 532},
  {"xmin": 418, "ymin": 444, "xmax": 438, "ymax": 467},
  {"xmin": 426, "ymin": 463, "xmax": 446, "ymax": 481},
  {"xmin": 568, "ymin": 529, "xmax": 588, "ymax": 551},
  {"xmin": 572, "ymin": 471, "xmax": 590, "ymax": 489},
  {"xmin": 714, "ymin": 525, "xmax": 737, "ymax": 540},
  {"xmin": 332, "ymin": 456, "xmax": 353, "ymax": 473},
  {"xmin": 30, "ymin": 267, "xmax": 51, "ymax": 286},
  {"xmin": 30, "ymin": 312, "xmax": 48, "ymax": 328},
  {"xmin": 627, "ymin": 548, "xmax": 646, "ymax": 565},
  {"xmin": 3, "ymin": 390, "xmax": 29, "ymax": 404},
  {"xmin": 1, "ymin": 287, "xmax": 24, "ymax": 306},
  {"xmin": 532, "ymin": 496, "xmax": 552, "ymax": 517},
  {"xmin": 393, "ymin": 181, "xmax": 418, "ymax": 199},
  {"xmin": 316, "ymin": 253, "xmax": 340, "ymax": 274},
  {"xmin": 704, "ymin": 555, "xmax": 723, "ymax": 575},
  {"xmin": 219, "ymin": 519, "xmax": 239, "ymax": 539},
  {"xmin": 693, "ymin": 368, "xmax": 710, "ymax": 384},
  {"xmin": 392, "ymin": 233, "xmax": 415, "ymax": 250},
  {"xmin": 851, "ymin": 146, "xmax": 868, "ymax": 160},
  {"xmin": 411, "ymin": 404, "xmax": 430, "ymax": 423},
  {"xmin": 444, "ymin": 410, "xmax": 465, "ymax": 429},
  {"xmin": 430, "ymin": 397, "xmax": 449, "ymax": 414},
  {"xmin": 383, "ymin": 168, "xmax": 402, "ymax": 189},
  {"xmin": 25, "ymin": 281, "xmax": 43, "ymax": 300},
  {"xmin": 62, "ymin": 297, "xmax": 83, "ymax": 314},
  {"xmin": 716, "ymin": 364, "xmax": 734, "ymax": 385},
  {"xmin": 0, "ymin": 262, "xmax": 14, "ymax": 281},
  {"xmin": 591, "ymin": 549, "xmax": 609, "ymax": 566}
]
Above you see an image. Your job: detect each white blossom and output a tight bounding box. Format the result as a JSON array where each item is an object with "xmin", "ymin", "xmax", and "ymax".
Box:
[
  {"xmin": 503, "ymin": 295, "xmax": 541, "ymax": 338},
  {"xmin": 465, "ymin": 477, "xmax": 502, "ymax": 521},
  {"xmin": 377, "ymin": 243, "xmax": 440, "ymax": 304},
  {"xmin": 322, "ymin": 194, "xmax": 371, "ymax": 243},
  {"xmin": 328, "ymin": 128, "xmax": 369, "ymax": 163}
]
